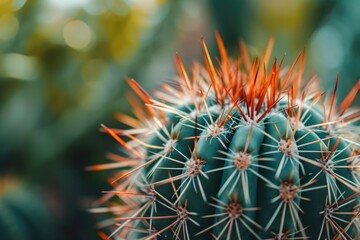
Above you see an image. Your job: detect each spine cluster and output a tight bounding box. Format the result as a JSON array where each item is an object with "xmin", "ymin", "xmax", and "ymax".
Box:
[{"xmin": 89, "ymin": 35, "xmax": 360, "ymax": 239}]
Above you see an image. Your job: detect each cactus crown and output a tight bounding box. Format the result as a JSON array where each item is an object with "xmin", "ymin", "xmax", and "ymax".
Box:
[{"xmin": 90, "ymin": 35, "xmax": 360, "ymax": 239}]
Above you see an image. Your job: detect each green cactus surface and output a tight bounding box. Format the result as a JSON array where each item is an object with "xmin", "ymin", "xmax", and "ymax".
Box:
[{"xmin": 91, "ymin": 36, "xmax": 360, "ymax": 239}]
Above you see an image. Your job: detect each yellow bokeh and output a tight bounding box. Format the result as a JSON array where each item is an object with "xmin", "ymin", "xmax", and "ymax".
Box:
[
  {"xmin": 0, "ymin": 0, "xmax": 20, "ymax": 41},
  {"xmin": 63, "ymin": 20, "xmax": 92, "ymax": 50}
]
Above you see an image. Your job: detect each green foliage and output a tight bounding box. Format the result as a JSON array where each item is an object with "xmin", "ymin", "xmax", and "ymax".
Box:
[
  {"xmin": 0, "ymin": 1, "xmax": 185, "ymax": 239},
  {"xmin": 0, "ymin": 181, "xmax": 57, "ymax": 240}
]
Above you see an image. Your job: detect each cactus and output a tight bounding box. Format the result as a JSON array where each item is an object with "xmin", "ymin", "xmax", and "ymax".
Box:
[{"xmin": 91, "ymin": 35, "xmax": 360, "ymax": 239}]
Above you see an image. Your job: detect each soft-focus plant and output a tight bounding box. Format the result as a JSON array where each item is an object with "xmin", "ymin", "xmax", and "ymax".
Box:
[
  {"xmin": 0, "ymin": 177, "xmax": 57, "ymax": 239},
  {"xmin": 0, "ymin": 0, "xmax": 184, "ymax": 239},
  {"xmin": 0, "ymin": 0, "xmax": 182, "ymax": 170}
]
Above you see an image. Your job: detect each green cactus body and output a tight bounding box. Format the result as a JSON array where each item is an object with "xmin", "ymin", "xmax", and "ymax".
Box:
[{"xmin": 93, "ymin": 37, "xmax": 360, "ymax": 239}]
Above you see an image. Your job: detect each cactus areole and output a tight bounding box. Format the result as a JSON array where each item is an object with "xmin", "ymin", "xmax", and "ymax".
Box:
[{"xmin": 90, "ymin": 35, "xmax": 360, "ymax": 239}]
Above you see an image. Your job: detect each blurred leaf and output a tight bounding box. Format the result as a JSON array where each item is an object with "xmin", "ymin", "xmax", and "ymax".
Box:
[{"xmin": 0, "ymin": 178, "xmax": 59, "ymax": 240}]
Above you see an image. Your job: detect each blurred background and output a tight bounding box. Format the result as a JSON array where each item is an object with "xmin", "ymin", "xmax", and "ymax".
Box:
[{"xmin": 0, "ymin": 0, "xmax": 359, "ymax": 239}]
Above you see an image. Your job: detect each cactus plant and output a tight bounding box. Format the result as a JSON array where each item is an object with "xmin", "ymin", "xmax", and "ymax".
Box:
[{"xmin": 91, "ymin": 35, "xmax": 360, "ymax": 239}]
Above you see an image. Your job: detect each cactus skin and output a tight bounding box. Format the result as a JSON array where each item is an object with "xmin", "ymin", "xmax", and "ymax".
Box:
[{"xmin": 91, "ymin": 35, "xmax": 360, "ymax": 239}]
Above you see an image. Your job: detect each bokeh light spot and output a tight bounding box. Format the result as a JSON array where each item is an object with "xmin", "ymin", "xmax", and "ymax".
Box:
[
  {"xmin": 83, "ymin": 0, "xmax": 107, "ymax": 15},
  {"xmin": 48, "ymin": 0, "xmax": 89, "ymax": 9},
  {"xmin": 13, "ymin": 0, "xmax": 26, "ymax": 10},
  {"xmin": 63, "ymin": 20, "xmax": 92, "ymax": 50}
]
